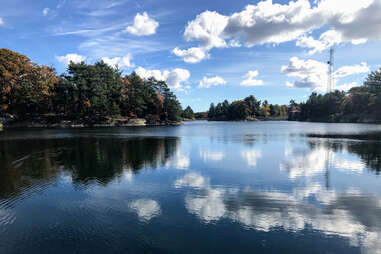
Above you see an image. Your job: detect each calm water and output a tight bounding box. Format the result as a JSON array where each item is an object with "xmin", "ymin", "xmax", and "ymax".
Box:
[{"xmin": 1, "ymin": 121, "xmax": 381, "ymax": 254}]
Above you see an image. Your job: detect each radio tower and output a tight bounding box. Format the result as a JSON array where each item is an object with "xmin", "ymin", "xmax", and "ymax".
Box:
[{"xmin": 327, "ymin": 48, "xmax": 334, "ymax": 93}]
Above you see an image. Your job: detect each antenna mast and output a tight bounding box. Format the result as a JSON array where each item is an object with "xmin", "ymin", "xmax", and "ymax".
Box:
[{"xmin": 327, "ymin": 48, "xmax": 334, "ymax": 93}]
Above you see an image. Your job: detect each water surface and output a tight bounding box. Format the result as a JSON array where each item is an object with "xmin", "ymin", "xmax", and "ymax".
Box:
[{"xmin": 1, "ymin": 121, "xmax": 381, "ymax": 254}]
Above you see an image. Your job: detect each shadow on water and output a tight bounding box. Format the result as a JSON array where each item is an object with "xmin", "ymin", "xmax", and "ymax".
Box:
[{"xmin": 0, "ymin": 137, "xmax": 180, "ymax": 199}]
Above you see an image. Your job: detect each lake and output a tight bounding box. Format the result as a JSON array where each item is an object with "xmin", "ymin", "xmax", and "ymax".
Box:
[{"xmin": 1, "ymin": 121, "xmax": 381, "ymax": 254}]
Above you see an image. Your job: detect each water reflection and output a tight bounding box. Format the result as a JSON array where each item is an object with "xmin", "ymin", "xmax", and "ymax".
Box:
[
  {"xmin": 129, "ymin": 199, "xmax": 161, "ymax": 222},
  {"xmin": 240, "ymin": 150, "xmax": 262, "ymax": 167},
  {"xmin": 1, "ymin": 124, "xmax": 381, "ymax": 254},
  {"xmin": 199, "ymin": 148, "xmax": 225, "ymax": 162},
  {"xmin": 176, "ymin": 172, "xmax": 381, "ymax": 253},
  {"xmin": 281, "ymin": 139, "xmax": 381, "ymax": 179},
  {"xmin": 0, "ymin": 137, "xmax": 180, "ymax": 198}
]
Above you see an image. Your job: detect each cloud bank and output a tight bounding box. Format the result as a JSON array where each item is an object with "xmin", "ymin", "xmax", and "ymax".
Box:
[
  {"xmin": 174, "ymin": 0, "xmax": 381, "ymax": 62},
  {"xmin": 281, "ymin": 57, "xmax": 369, "ymax": 91}
]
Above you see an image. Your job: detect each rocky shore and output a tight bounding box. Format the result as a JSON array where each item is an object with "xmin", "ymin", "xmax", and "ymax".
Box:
[{"xmin": 0, "ymin": 117, "xmax": 182, "ymax": 129}]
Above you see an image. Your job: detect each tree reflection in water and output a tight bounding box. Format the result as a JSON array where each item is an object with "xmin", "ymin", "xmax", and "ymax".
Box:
[{"xmin": 0, "ymin": 137, "xmax": 180, "ymax": 199}]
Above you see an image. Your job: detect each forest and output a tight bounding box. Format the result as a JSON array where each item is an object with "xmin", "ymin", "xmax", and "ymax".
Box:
[
  {"xmin": 207, "ymin": 69, "xmax": 381, "ymax": 123},
  {"xmin": 289, "ymin": 69, "xmax": 381, "ymax": 123},
  {"xmin": 207, "ymin": 96, "xmax": 288, "ymax": 121},
  {"xmin": 0, "ymin": 48, "xmax": 192, "ymax": 126},
  {"xmin": 2, "ymin": 48, "xmax": 381, "ymax": 126}
]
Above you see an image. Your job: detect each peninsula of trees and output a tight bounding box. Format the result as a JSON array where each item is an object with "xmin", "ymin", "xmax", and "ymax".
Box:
[
  {"xmin": 207, "ymin": 96, "xmax": 288, "ymax": 121},
  {"xmin": 0, "ymin": 48, "xmax": 193, "ymax": 128}
]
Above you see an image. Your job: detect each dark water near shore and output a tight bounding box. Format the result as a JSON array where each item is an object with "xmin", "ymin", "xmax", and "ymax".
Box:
[{"xmin": 1, "ymin": 121, "xmax": 381, "ymax": 254}]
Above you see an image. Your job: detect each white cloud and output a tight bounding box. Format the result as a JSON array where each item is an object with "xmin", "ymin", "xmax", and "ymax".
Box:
[
  {"xmin": 198, "ymin": 76, "xmax": 226, "ymax": 88},
  {"xmin": 135, "ymin": 67, "xmax": 190, "ymax": 91},
  {"xmin": 296, "ymin": 30, "xmax": 343, "ymax": 54},
  {"xmin": 184, "ymin": 11, "xmax": 229, "ymax": 49},
  {"xmin": 56, "ymin": 53, "xmax": 86, "ymax": 66},
  {"xmin": 334, "ymin": 62, "xmax": 370, "ymax": 79},
  {"xmin": 0, "ymin": 17, "xmax": 4, "ymax": 25},
  {"xmin": 281, "ymin": 57, "xmax": 369, "ymax": 91},
  {"xmin": 281, "ymin": 57, "xmax": 328, "ymax": 89},
  {"xmin": 174, "ymin": 0, "xmax": 381, "ymax": 62},
  {"xmin": 172, "ymin": 47, "xmax": 207, "ymax": 64},
  {"xmin": 129, "ymin": 199, "xmax": 161, "ymax": 222},
  {"xmin": 101, "ymin": 54, "xmax": 134, "ymax": 69},
  {"xmin": 126, "ymin": 12, "xmax": 159, "ymax": 36},
  {"xmin": 241, "ymin": 70, "xmax": 264, "ymax": 87},
  {"xmin": 335, "ymin": 82, "xmax": 359, "ymax": 92},
  {"xmin": 42, "ymin": 8, "xmax": 50, "ymax": 16}
]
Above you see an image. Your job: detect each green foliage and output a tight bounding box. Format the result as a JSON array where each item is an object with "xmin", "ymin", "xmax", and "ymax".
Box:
[
  {"xmin": 292, "ymin": 70, "xmax": 381, "ymax": 122},
  {"xmin": 1, "ymin": 49, "xmax": 183, "ymax": 123},
  {"xmin": 0, "ymin": 49, "xmax": 58, "ymax": 117},
  {"xmin": 228, "ymin": 100, "xmax": 250, "ymax": 120},
  {"xmin": 364, "ymin": 68, "xmax": 381, "ymax": 92},
  {"xmin": 207, "ymin": 95, "xmax": 287, "ymax": 121},
  {"xmin": 182, "ymin": 106, "xmax": 195, "ymax": 119},
  {"xmin": 58, "ymin": 61, "xmax": 123, "ymax": 119}
]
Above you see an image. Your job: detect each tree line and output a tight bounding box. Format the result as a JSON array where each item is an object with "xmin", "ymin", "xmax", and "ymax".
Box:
[
  {"xmin": 0, "ymin": 48, "xmax": 194, "ymax": 124},
  {"xmin": 208, "ymin": 95, "xmax": 288, "ymax": 121},
  {"xmin": 288, "ymin": 69, "xmax": 381, "ymax": 123}
]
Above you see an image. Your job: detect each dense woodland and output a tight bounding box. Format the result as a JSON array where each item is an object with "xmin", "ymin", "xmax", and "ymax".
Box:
[
  {"xmin": 207, "ymin": 96, "xmax": 288, "ymax": 121},
  {"xmin": 289, "ymin": 69, "xmax": 381, "ymax": 123},
  {"xmin": 2, "ymin": 48, "xmax": 381, "ymax": 125},
  {"xmin": 207, "ymin": 69, "xmax": 381, "ymax": 123},
  {"xmin": 0, "ymin": 48, "xmax": 191, "ymax": 124}
]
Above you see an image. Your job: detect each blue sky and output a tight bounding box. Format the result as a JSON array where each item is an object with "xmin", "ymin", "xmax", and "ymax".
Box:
[{"xmin": 1, "ymin": 0, "xmax": 381, "ymax": 111}]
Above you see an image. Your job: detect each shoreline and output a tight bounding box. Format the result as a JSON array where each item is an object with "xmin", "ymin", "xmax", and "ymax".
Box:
[{"xmin": 1, "ymin": 118, "xmax": 183, "ymax": 130}]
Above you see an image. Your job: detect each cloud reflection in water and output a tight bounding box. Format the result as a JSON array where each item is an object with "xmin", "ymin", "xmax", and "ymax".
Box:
[{"xmin": 175, "ymin": 172, "xmax": 381, "ymax": 253}]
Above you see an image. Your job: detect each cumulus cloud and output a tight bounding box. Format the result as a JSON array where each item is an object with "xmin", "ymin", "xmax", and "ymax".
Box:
[
  {"xmin": 296, "ymin": 30, "xmax": 343, "ymax": 54},
  {"xmin": 335, "ymin": 62, "xmax": 370, "ymax": 79},
  {"xmin": 42, "ymin": 8, "xmax": 50, "ymax": 16},
  {"xmin": 198, "ymin": 76, "xmax": 226, "ymax": 88},
  {"xmin": 135, "ymin": 67, "xmax": 190, "ymax": 91},
  {"xmin": 281, "ymin": 57, "xmax": 369, "ymax": 91},
  {"xmin": 172, "ymin": 47, "xmax": 207, "ymax": 64},
  {"xmin": 126, "ymin": 12, "xmax": 159, "ymax": 36},
  {"xmin": 241, "ymin": 70, "xmax": 264, "ymax": 87},
  {"xmin": 173, "ymin": 11, "xmax": 228, "ymax": 63},
  {"xmin": 174, "ymin": 0, "xmax": 381, "ymax": 62},
  {"xmin": 0, "ymin": 17, "xmax": 4, "ymax": 25},
  {"xmin": 101, "ymin": 54, "xmax": 134, "ymax": 69},
  {"xmin": 184, "ymin": 11, "xmax": 229, "ymax": 49},
  {"xmin": 56, "ymin": 53, "xmax": 86, "ymax": 66}
]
